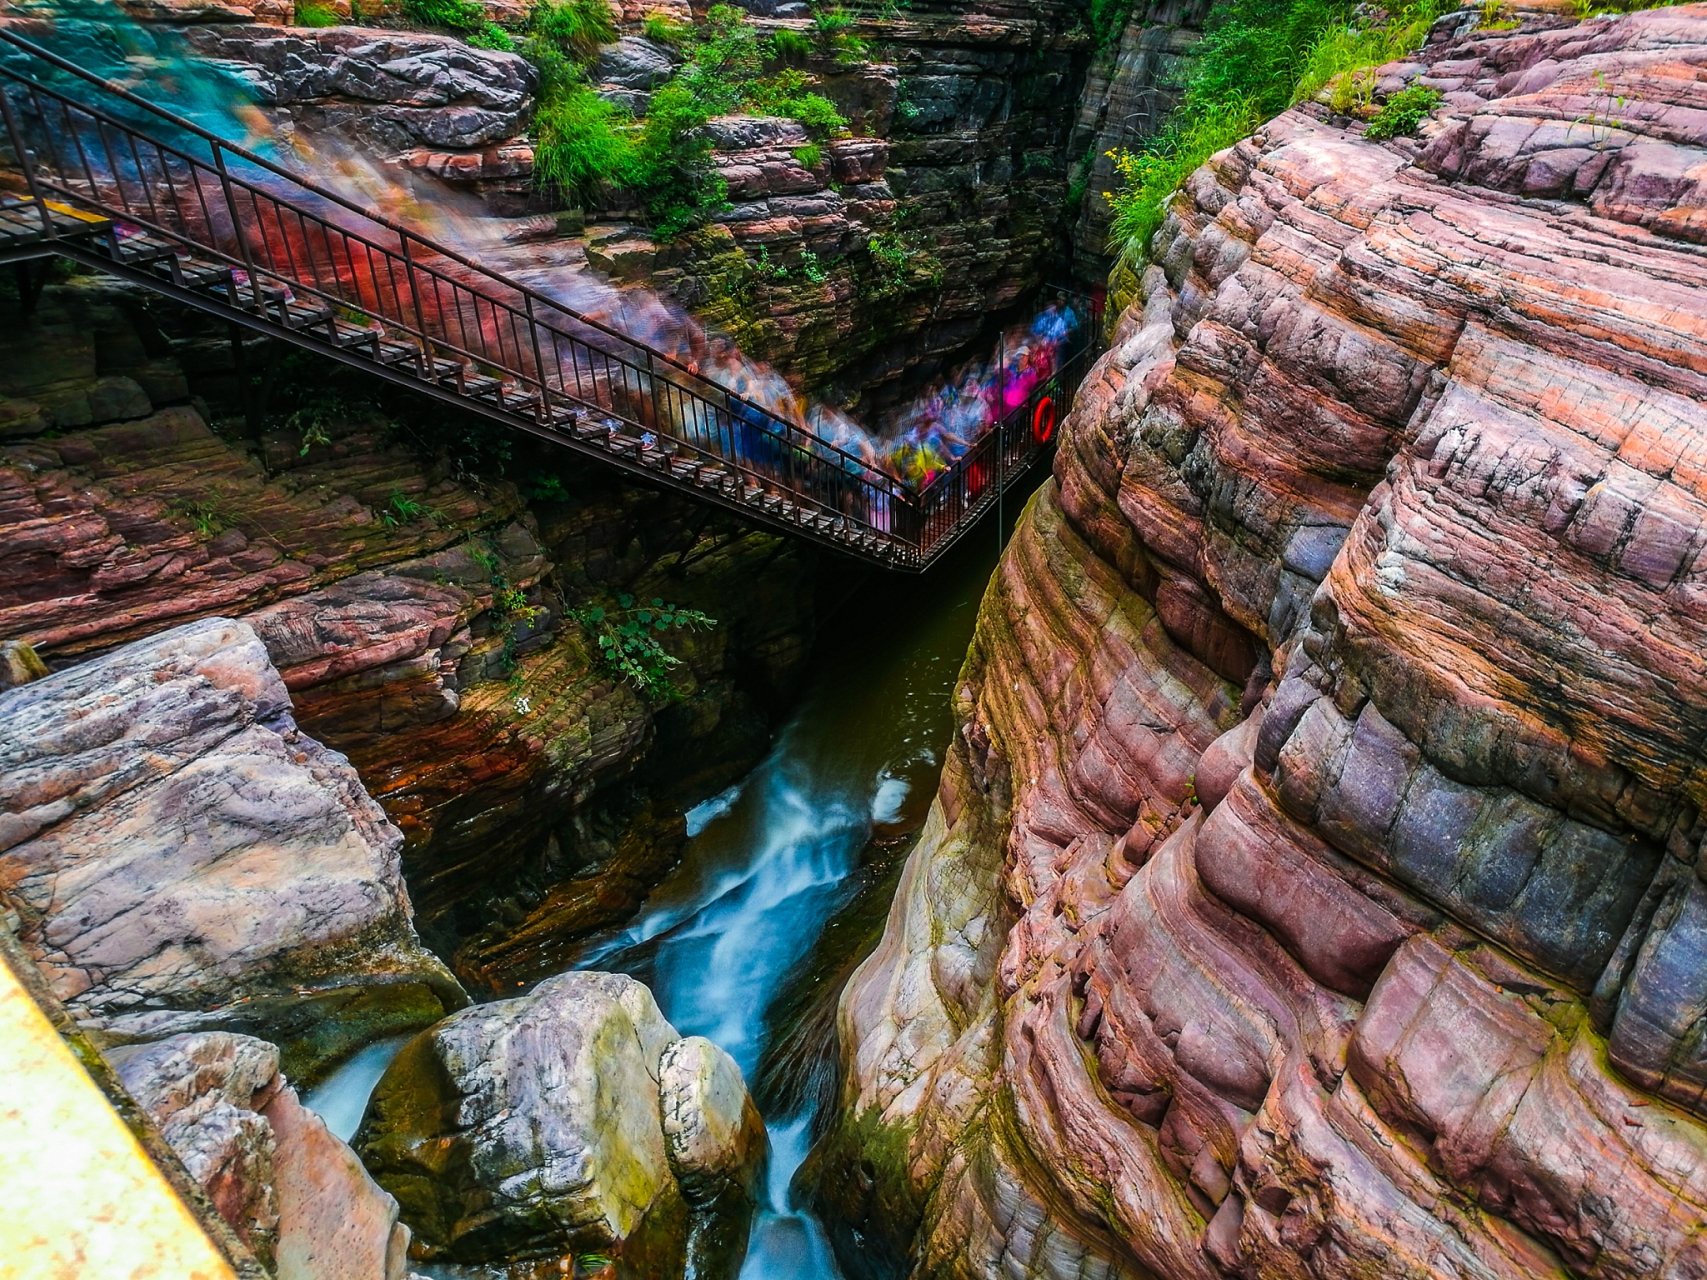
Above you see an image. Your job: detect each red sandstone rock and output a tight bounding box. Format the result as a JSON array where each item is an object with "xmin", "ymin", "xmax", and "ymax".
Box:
[{"xmin": 827, "ymin": 7, "xmax": 1707, "ymax": 1278}]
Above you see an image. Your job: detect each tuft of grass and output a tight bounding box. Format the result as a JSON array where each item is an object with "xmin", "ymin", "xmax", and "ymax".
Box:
[
  {"xmin": 403, "ymin": 0, "xmax": 487, "ymax": 32},
  {"xmin": 1365, "ymin": 83, "xmax": 1443, "ymax": 139},
  {"xmin": 173, "ymin": 499, "xmax": 229, "ymax": 537},
  {"xmin": 643, "ymin": 11, "xmax": 691, "ymax": 44},
  {"xmin": 295, "ymin": 1, "xmax": 339, "ymax": 27},
  {"xmin": 793, "ymin": 142, "xmax": 825, "ymax": 169},
  {"xmin": 772, "ymin": 28, "xmax": 813, "ymax": 62},
  {"xmin": 380, "ymin": 487, "xmax": 441, "ymax": 528},
  {"xmin": 531, "ymin": 0, "xmax": 617, "ymax": 61},
  {"xmin": 531, "ymin": 54, "xmax": 638, "ymax": 200}
]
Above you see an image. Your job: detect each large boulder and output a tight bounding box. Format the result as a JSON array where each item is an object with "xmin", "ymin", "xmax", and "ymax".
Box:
[
  {"xmin": 178, "ymin": 25, "xmax": 537, "ymax": 153},
  {"xmin": 0, "ymin": 617, "xmax": 466, "ymax": 1079},
  {"xmin": 110, "ymin": 1031, "xmax": 412, "ymax": 1280},
  {"xmin": 357, "ymin": 971, "xmax": 765, "ymax": 1278}
]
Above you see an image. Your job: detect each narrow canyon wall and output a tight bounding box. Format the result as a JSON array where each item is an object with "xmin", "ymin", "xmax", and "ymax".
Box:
[
  {"xmin": 1068, "ymin": 0, "xmax": 1216, "ymax": 279},
  {"xmin": 819, "ymin": 7, "xmax": 1707, "ymax": 1279}
]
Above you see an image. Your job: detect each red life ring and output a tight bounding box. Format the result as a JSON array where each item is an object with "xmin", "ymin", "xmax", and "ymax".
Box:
[{"xmin": 1032, "ymin": 396, "xmax": 1056, "ymax": 444}]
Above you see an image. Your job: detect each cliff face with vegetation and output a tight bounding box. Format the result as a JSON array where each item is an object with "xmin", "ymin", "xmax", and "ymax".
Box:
[
  {"xmin": 818, "ymin": 6, "xmax": 1707, "ymax": 1277},
  {"xmin": 0, "ymin": 276, "xmax": 820, "ymax": 1005}
]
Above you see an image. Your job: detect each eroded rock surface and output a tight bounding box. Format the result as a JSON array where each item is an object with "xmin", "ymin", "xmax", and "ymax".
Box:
[
  {"xmin": 0, "ymin": 616, "xmax": 463, "ymax": 1076},
  {"xmin": 110, "ymin": 1030, "xmax": 413, "ymax": 1280},
  {"xmin": 356, "ymin": 971, "xmax": 765, "ymax": 1279},
  {"xmin": 819, "ymin": 7, "xmax": 1707, "ymax": 1279}
]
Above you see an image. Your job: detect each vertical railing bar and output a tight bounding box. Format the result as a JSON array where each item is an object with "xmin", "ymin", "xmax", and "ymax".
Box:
[
  {"xmin": 210, "ymin": 139, "xmax": 260, "ymax": 309},
  {"xmin": 0, "ymin": 77, "xmax": 54, "ymax": 237}
]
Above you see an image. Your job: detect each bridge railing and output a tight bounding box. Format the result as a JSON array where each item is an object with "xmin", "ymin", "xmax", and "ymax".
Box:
[
  {"xmin": 0, "ymin": 26, "xmax": 1102, "ymax": 567},
  {"xmin": 897, "ymin": 292, "xmax": 1102, "ymax": 553},
  {"xmin": 0, "ymin": 28, "xmax": 911, "ymax": 543}
]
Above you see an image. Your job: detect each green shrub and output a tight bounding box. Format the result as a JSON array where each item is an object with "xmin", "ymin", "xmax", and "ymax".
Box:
[
  {"xmin": 1364, "ymin": 82, "xmax": 1443, "ymax": 139},
  {"xmin": 572, "ymin": 596, "xmax": 717, "ymax": 699},
  {"xmin": 531, "ymin": 0, "xmax": 617, "ymax": 61},
  {"xmin": 295, "ymin": 1, "xmax": 339, "ymax": 27},
  {"xmin": 524, "ymin": 3, "xmax": 849, "ymax": 236},
  {"xmin": 1090, "ymin": 0, "xmax": 1136, "ymax": 49},
  {"xmin": 793, "ymin": 142, "xmax": 824, "ymax": 169},
  {"xmin": 468, "ymin": 21, "xmax": 516, "ymax": 49}
]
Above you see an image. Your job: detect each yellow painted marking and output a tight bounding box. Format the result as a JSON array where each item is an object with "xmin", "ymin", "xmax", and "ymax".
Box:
[{"xmin": 0, "ymin": 953, "xmax": 237, "ymax": 1280}]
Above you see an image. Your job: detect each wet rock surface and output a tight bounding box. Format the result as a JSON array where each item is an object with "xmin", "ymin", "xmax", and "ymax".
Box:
[
  {"xmin": 0, "ymin": 616, "xmax": 464, "ymax": 1077},
  {"xmin": 820, "ymin": 7, "xmax": 1707, "ymax": 1279},
  {"xmin": 357, "ymin": 971, "xmax": 764, "ymax": 1278}
]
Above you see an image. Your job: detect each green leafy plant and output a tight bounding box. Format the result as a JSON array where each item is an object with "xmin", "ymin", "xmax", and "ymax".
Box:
[
  {"xmin": 1364, "ymin": 83, "xmax": 1443, "ymax": 140},
  {"xmin": 295, "ymin": 1, "xmax": 339, "ymax": 27},
  {"xmin": 799, "ymin": 249, "xmax": 828, "ymax": 284},
  {"xmin": 571, "ymin": 595, "xmax": 717, "ymax": 699},
  {"xmin": 468, "ymin": 22, "xmax": 516, "ymax": 49},
  {"xmin": 793, "ymin": 142, "xmax": 824, "ymax": 169},
  {"xmin": 1090, "ymin": 0, "xmax": 1136, "ymax": 49},
  {"xmin": 811, "ymin": 4, "xmax": 867, "ymax": 61},
  {"xmin": 526, "ymin": 473, "xmax": 569, "ymax": 501}
]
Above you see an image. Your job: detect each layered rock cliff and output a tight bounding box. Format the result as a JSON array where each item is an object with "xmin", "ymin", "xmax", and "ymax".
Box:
[{"xmin": 818, "ymin": 6, "xmax": 1707, "ymax": 1278}]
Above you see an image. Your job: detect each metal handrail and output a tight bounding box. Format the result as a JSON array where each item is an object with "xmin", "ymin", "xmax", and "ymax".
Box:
[{"xmin": 0, "ymin": 24, "xmax": 1103, "ymax": 568}]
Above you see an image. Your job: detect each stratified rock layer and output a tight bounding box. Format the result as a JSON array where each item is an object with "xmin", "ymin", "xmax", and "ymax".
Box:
[
  {"xmin": 0, "ymin": 617, "xmax": 463, "ymax": 1077},
  {"xmin": 821, "ymin": 7, "xmax": 1707, "ymax": 1279}
]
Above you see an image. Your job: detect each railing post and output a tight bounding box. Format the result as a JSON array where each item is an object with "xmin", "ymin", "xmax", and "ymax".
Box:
[
  {"xmin": 399, "ymin": 230, "xmax": 431, "ymax": 368},
  {"xmin": 0, "ymin": 78, "xmax": 53, "ymax": 239},
  {"xmin": 524, "ymin": 291, "xmax": 549, "ymax": 421},
  {"xmin": 209, "ymin": 140, "xmax": 261, "ymax": 310}
]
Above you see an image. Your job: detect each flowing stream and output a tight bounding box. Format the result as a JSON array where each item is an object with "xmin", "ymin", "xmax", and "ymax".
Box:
[
  {"xmin": 579, "ymin": 506, "xmax": 1016, "ymax": 1277},
  {"xmin": 304, "ymin": 494, "xmax": 1030, "ymax": 1273}
]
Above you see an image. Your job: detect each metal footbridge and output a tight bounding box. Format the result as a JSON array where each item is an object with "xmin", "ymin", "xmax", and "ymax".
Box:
[{"xmin": 0, "ymin": 27, "xmax": 1100, "ymax": 570}]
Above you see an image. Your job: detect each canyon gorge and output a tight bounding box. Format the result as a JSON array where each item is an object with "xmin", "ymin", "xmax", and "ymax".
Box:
[{"xmin": 3, "ymin": 0, "xmax": 1707, "ymax": 1277}]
